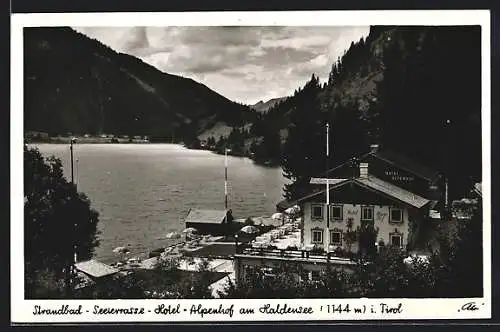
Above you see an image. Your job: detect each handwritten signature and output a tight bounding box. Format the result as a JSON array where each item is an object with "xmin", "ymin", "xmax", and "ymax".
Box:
[{"xmin": 459, "ymin": 302, "xmax": 481, "ymax": 312}]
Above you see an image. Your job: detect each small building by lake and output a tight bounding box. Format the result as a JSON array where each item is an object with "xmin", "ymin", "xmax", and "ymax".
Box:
[
  {"xmin": 184, "ymin": 209, "xmax": 234, "ymax": 235},
  {"xmin": 74, "ymin": 259, "xmax": 119, "ymax": 282}
]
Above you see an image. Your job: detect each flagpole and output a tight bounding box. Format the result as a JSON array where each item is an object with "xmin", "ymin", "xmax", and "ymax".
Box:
[
  {"xmin": 66, "ymin": 137, "xmax": 78, "ymax": 297},
  {"xmin": 225, "ymin": 148, "xmax": 228, "ymax": 211},
  {"xmin": 74, "ymin": 157, "xmax": 79, "ymax": 265},
  {"xmin": 70, "ymin": 138, "xmax": 75, "ymax": 189},
  {"xmin": 326, "ymin": 123, "xmax": 330, "ymax": 253},
  {"xmin": 326, "ymin": 123, "xmax": 330, "ymax": 205},
  {"xmin": 443, "ymin": 119, "xmax": 451, "ymax": 218}
]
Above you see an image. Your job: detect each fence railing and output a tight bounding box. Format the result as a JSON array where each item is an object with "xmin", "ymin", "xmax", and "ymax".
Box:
[{"xmin": 235, "ymin": 244, "xmax": 353, "ymax": 263}]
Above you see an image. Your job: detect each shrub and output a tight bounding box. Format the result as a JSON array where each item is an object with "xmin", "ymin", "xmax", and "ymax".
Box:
[
  {"xmin": 311, "ymin": 245, "xmax": 324, "ymax": 255},
  {"xmin": 334, "ymin": 247, "xmax": 345, "ymax": 257}
]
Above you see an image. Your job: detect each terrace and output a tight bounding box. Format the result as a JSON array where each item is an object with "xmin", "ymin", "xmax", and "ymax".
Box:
[{"xmin": 235, "ymin": 244, "xmax": 356, "ymax": 264}]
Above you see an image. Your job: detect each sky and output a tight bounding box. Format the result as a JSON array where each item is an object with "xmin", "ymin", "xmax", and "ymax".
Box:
[{"xmin": 73, "ymin": 26, "xmax": 369, "ymax": 105}]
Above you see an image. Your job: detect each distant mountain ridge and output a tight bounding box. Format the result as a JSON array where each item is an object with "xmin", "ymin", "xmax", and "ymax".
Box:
[
  {"xmin": 24, "ymin": 27, "xmax": 256, "ymax": 143},
  {"xmin": 250, "ymin": 97, "xmax": 288, "ymax": 113}
]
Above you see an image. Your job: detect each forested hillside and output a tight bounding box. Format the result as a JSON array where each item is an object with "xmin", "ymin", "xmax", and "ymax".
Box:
[
  {"xmin": 243, "ymin": 26, "xmax": 481, "ymax": 200},
  {"xmin": 24, "ymin": 27, "xmax": 257, "ymax": 144}
]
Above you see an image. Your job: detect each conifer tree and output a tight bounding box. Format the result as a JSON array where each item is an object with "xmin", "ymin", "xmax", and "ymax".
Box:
[{"xmin": 282, "ymin": 74, "xmax": 325, "ymax": 200}]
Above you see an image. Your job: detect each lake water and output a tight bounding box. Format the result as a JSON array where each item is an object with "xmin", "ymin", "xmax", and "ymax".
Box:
[{"xmin": 32, "ymin": 144, "xmax": 287, "ymax": 263}]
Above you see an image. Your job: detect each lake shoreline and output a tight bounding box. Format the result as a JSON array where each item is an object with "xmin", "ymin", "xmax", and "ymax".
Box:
[
  {"xmin": 26, "ymin": 136, "xmax": 149, "ymax": 144},
  {"xmin": 28, "ymin": 137, "xmax": 282, "ymax": 168}
]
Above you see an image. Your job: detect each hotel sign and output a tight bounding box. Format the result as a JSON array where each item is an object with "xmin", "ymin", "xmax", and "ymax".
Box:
[{"xmin": 384, "ymin": 170, "xmax": 414, "ymax": 182}]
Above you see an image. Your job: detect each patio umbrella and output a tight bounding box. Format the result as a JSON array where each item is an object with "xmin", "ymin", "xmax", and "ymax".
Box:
[
  {"xmin": 112, "ymin": 246, "xmax": 130, "ymax": 254},
  {"xmin": 165, "ymin": 232, "xmax": 181, "ymax": 239},
  {"xmin": 285, "ymin": 205, "xmax": 301, "ymax": 215},
  {"xmin": 182, "ymin": 227, "xmax": 198, "ymax": 234},
  {"xmin": 271, "ymin": 213, "xmax": 283, "ymax": 220},
  {"xmin": 240, "ymin": 225, "xmax": 259, "ymax": 234}
]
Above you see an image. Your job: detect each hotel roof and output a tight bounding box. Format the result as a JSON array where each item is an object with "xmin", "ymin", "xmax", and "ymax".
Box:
[
  {"xmin": 373, "ymin": 149, "xmax": 439, "ymax": 182},
  {"xmin": 75, "ymin": 259, "xmax": 119, "ymax": 278},
  {"xmin": 356, "ymin": 175, "xmax": 430, "ymax": 209},
  {"xmin": 323, "ymin": 148, "xmax": 440, "ymax": 182},
  {"xmin": 298, "ymin": 175, "xmax": 430, "ymax": 209},
  {"xmin": 185, "ymin": 209, "xmax": 228, "ymax": 224}
]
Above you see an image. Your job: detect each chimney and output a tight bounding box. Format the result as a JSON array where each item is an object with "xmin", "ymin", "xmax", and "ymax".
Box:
[
  {"xmin": 370, "ymin": 144, "xmax": 380, "ymax": 153},
  {"xmin": 360, "ymin": 163, "xmax": 369, "ymax": 178}
]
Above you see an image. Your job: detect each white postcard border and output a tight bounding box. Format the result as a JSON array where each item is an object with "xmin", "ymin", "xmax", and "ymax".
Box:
[{"xmin": 11, "ymin": 10, "xmax": 492, "ymax": 323}]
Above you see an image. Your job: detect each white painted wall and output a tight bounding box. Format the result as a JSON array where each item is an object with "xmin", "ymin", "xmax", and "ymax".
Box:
[{"xmin": 302, "ymin": 202, "xmax": 410, "ymax": 252}]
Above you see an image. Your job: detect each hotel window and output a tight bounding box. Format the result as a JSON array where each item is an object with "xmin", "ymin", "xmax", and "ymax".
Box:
[
  {"xmin": 312, "ymin": 229, "xmax": 323, "ymax": 244},
  {"xmin": 311, "ymin": 204, "xmax": 323, "ymax": 220},
  {"xmin": 390, "ymin": 208, "xmax": 403, "ymax": 223},
  {"xmin": 390, "ymin": 233, "xmax": 403, "ymax": 247},
  {"xmin": 330, "ymin": 205, "xmax": 343, "ymax": 221},
  {"xmin": 330, "ymin": 231, "xmax": 342, "ymax": 246},
  {"xmin": 361, "ymin": 206, "xmax": 374, "ymax": 221}
]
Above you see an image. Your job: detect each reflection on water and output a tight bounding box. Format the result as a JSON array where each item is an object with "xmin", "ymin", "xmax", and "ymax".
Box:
[{"xmin": 32, "ymin": 144, "xmax": 287, "ymax": 262}]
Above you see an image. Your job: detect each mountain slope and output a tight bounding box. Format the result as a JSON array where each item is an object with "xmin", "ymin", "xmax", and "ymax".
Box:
[
  {"xmin": 245, "ymin": 25, "xmax": 481, "ymax": 199},
  {"xmin": 250, "ymin": 97, "xmax": 288, "ymax": 113},
  {"xmin": 24, "ymin": 27, "xmax": 255, "ymax": 142}
]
